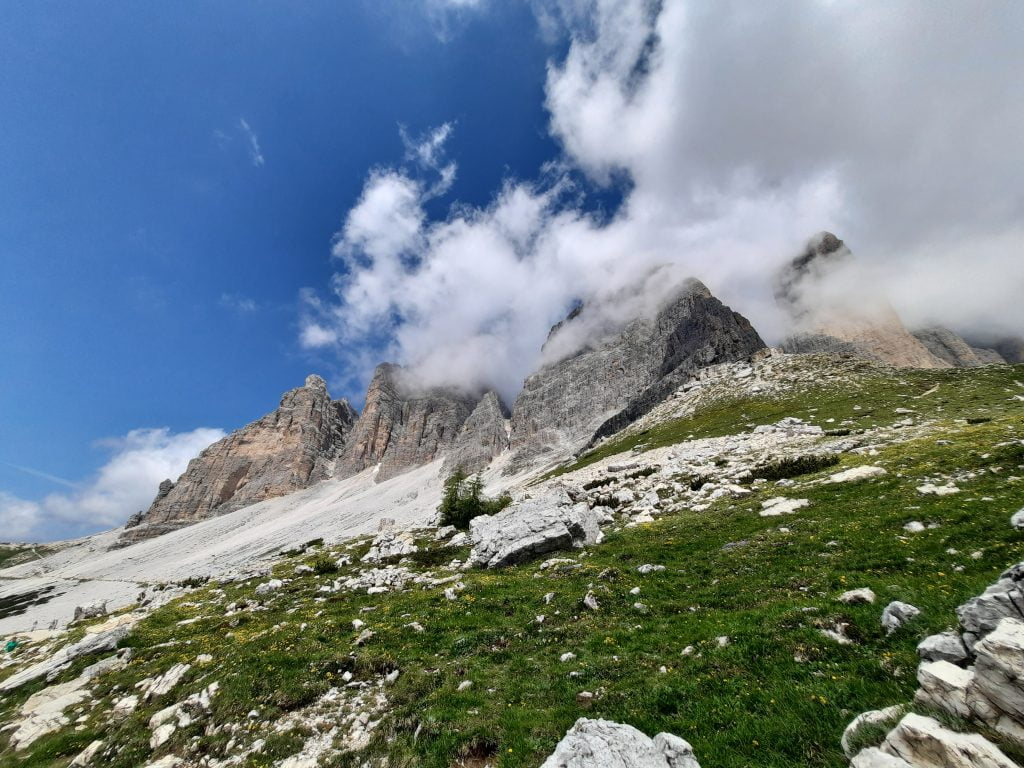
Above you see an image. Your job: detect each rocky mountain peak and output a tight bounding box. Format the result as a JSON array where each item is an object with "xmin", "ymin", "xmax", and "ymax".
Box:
[
  {"xmin": 114, "ymin": 374, "xmax": 357, "ymax": 547},
  {"xmin": 335, "ymin": 363, "xmax": 482, "ymax": 483},
  {"xmin": 508, "ymin": 273, "xmax": 765, "ymax": 471}
]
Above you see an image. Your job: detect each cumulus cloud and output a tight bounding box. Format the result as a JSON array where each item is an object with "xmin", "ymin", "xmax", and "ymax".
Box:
[
  {"xmin": 0, "ymin": 427, "xmax": 225, "ymax": 542},
  {"xmin": 304, "ymin": 0, "xmax": 1024, "ymax": 403}
]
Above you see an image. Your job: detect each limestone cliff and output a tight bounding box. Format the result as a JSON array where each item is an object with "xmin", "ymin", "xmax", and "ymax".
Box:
[
  {"xmin": 336, "ymin": 364, "xmax": 480, "ymax": 483},
  {"xmin": 115, "ymin": 375, "xmax": 357, "ymax": 547},
  {"xmin": 912, "ymin": 327, "xmax": 1005, "ymax": 368},
  {"xmin": 777, "ymin": 232, "xmax": 949, "ymax": 369},
  {"xmin": 507, "ymin": 274, "xmax": 766, "ymax": 470},
  {"xmin": 442, "ymin": 391, "xmax": 510, "ymax": 476}
]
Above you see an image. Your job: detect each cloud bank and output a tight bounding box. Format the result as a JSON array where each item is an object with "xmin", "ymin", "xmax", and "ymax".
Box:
[
  {"xmin": 0, "ymin": 427, "xmax": 225, "ymax": 542},
  {"xmin": 304, "ymin": 0, "xmax": 1024, "ymax": 403}
]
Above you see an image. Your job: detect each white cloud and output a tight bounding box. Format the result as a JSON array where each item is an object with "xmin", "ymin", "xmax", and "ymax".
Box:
[
  {"xmin": 0, "ymin": 427, "xmax": 225, "ymax": 542},
  {"xmin": 239, "ymin": 118, "xmax": 265, "ymax": 167},
  {"xmin": 305, "ymin": 0, "xmax": 1024, "ymax": 403},
  {"xmin": 300, "ymin": 323, "xmax": 338, "ymax": 349},
  {"xmin": 220, "ymin": 293, "xmax": 257, "ymax": 313}
]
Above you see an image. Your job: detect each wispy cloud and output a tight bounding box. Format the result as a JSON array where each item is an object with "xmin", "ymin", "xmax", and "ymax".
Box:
[
  {"xmin": 0, "ymin": 461, "xmax": 81, "ymax": 490},
  {"xmin": 239, "ymin": 118, "xmax": 265, "ymax": 167},
  {"xmin": 220, "ymin": 292, "xmax": 258, "ymax": 314}
]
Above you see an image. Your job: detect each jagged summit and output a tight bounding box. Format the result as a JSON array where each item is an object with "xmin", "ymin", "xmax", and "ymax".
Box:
[
  {"xmin": 335, "ymin": 363, "xmax": 482, "ymax": 483},
  {"xmin": 508, "ymin": 274, "xmax": 765, "ymax": 471},
  {"xmin": 777, "ymin": 232, "xmax": 951, "ymax": 369},
  {"xmin": 115, "ymin": 375, "xmax": 357, "ymax": 547}
]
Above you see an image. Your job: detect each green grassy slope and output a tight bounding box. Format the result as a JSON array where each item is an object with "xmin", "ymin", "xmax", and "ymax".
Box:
[{"xmin": 2, "ymin": 364, "xmax": 1023, "ymax": 768}]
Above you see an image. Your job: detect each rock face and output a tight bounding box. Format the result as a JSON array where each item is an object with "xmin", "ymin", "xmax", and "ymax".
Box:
[
  {"xmin": 508, "ymin": 274, "xmax": 765, "ymax": 470},
  {"xmin": 336, "ymin": 363, "xmax": 480, "ymax": 483},
  {"xmin": 441, "ymin": 391, "xmax": 509, "ymax": 476},
  {"xmin": 777, "ymin": 233, "xmax": 948, "ymax": 369},
  {"xmin": 540, "ymin": 717, "xmax": 701, "ymax": 768},
  {"xmin": 116, "ymin": 376, "xmax": 357, "ymax": 547},
  {"xmin": 467, "ymin": 493, "xmax": 603, "ymax": 569},
  {"xmin": 993, "ymin": 336, "xmax": 1024, "ymax": 364},
  {"xmin": 847, "ymin": 561, "xmax": 1024, "ymax": 767},
  {"xmin": 912, "ymin": 327, "xmax": 1006, "ymax": 368}
]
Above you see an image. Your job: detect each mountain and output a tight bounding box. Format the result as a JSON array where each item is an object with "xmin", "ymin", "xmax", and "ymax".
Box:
[
  {"xmin": 911, "ymin": 326, "xmax": 1006, "ymax": 368},
  {"xmin": 334, "ymin": 363, "xmax": 481, "ymax": 483},
  {"xmin": 777, "ymin": 232, "xmax": 949, "ymax": 368},
  {"xmin": 115, "ymin": 375, "xmax": 356, "ymax": 547},
  {"xmin": 442, "ymin": 390, "xmax": 510, "ymax": 476},
  {"xmin": 507, "ymin": 273, "xmax": 765, "ymax": 470}
]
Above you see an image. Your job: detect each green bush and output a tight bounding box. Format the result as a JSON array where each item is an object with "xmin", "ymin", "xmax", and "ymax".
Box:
[
  {"xmin": 308, "ymin": 554, "xmax": 338, "ymax": 575},
  {"xmin": 750, "ymin": 453, "xmax": 840, "ymax": 482},
  {"xmin": 438, "ymin": 470, "xmax": 512, "ymax": 529}
]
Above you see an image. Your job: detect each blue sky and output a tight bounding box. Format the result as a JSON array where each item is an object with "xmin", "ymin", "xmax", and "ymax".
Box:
[
  {"xmin": 1, "ymin": 1, "xmax": 562, "ymax": 537},
  {"xmin": 4, "ymin": 1, "xmax": 1022, "ymax": 541}
]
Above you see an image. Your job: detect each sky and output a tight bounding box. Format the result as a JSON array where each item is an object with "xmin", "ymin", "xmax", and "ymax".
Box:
[{"xmin": 3, "ymin": 1, "xmax": 1023, "ymax": 542}]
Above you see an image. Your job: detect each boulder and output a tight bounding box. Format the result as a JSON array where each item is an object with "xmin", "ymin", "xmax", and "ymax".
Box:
[
  {"xmin": 539, "ymin": 717, "xmax": 700, "ymax": 768},
  {"xmin": 915, "ymin": 661, "xmax": 973, "ymax": 719},
  {"xmin": 72, "ymin": 601, "xmax": 108, "ymax": 623},
  {"xmin": 917, "ymin": 631, "xmax": 969, "ymax": 665},
  {"xmin": 879, "ymin": 713, "xmax": 1017, "ymax": 768},
  {"xmin": 1010, "ymin": 508, "xmax": 1024, "ymax": 530},
  {"xmin": 881, "ymin": 601, "xmax": 920, "ymax": 634},
  {"xmin": 839, "ymin": 588, "xmax": 877, "ymax": 605},
  {"xmin": 467, "ymin": 496, "xmax": 603, "ymax": 569},
  {"xmin": 361, "ymin": 531, "xmax": 418, "ymax": 563},
  {"xmin": 967, "ymin": 617, "xmax": 1024, "ymax": 744},
  {"xmin": 849, "ymin": 747, "xmax": 912, "ymax": 767},
  {"xmin": 957, "ymin": 562, "xmax": 1024, "ymax": 650}
]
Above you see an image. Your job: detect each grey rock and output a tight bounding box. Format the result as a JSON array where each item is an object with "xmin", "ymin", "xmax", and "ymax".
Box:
[
  {"xmin": 72, "ymin": 601, "xmax": 108, "ymax": 623},
  {"xmin": 336, "ymin": 363, "xmax": 479, "ymax": 483},
  {"xmin": 956, "ymin": 562, "xmax": 1024, "ymax": 650},
  {"xmin": 915, "ymin": 660, "xmax": 973, "ymax": 719},
  {"xmin": 881, "ymin": 601, "xmax": 920, "ymax": 634},
  {"xmin": 467, "ymin": 496, "xmax": 603, "ymax": 569},
  {"xmin": 540, "ymin": 717, "xmax": 700, "ymax": 768},
  {"xmin": 1011, "ymin": 508, "xmax": 1024, "ymax": 530},
  {"xmin": 966, "ymin": 617, "xmax": 1024, "ymax": 744},
  {"xmin": 880, "ymin": 713, "xmax": 1017, "ymax": 768},
  {"xmin": 993, "ymin": 336, "xmax": 1024, "ymax": 364},
  {"xmin": 116, "ymin": 375, "xmax": 357, "ymax": 546},
  {"xmin": 839, "ymin": 588, "xmax": 877, "ymax": 605},
  {"xmin": 442, "ymin": 391, "xmax": 510, "ymax": 476},
  {"xmin": 508, "ymin": 273, "xmax": 764, "ymax": 470},
  {"xmin": 361, "ymin": 531, "xmax": 418, "ymax": 563},
  {"xmin": 917, "ymin": 630, "xmax": 969, "ymax": 665}
]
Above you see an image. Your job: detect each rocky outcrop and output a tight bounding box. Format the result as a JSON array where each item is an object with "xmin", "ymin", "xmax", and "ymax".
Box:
[
  {"xmin": 846, "ymin": 561, "xmax": 1024, "ymax": 766},
  {"xmin": 911, "ymin": 327, "xmax": 1006, "ymax": 368},
  {"xmin": 442, "ymin": 391, "xmax": 509, "ymax": 476},
  {"xmin": 993, "ymin": 337, "xmax": 1024, "ymax": 364},
  {"xmin": 508, "ymin": 273, "xmax": 765, "ymax": 470},
  {"xmin": 467, "ymin": 492, "xmax": 603, "ymax": 569},
  {"xmin": 540, "ymin": 717, "xmax": 701, "ymax": 768},
  {"xmin": 778, "ymin": 233, "xmax": 948, "ymax": 369},
  {"xmin": 116, "ymin": 376, "xmax": 357, "ymax": 547},
  {"xmin": 336, "ymin": 364, "xmax": 480, "ymax": 483}
]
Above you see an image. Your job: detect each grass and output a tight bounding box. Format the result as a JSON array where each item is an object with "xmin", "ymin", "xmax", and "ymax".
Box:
[
  {"xmin": 2, "ymin": 363, "xmax": 1023, "ymax": 768},
  {"xmin": 0, "ymin": 546, "xmax": 50, "ymax": 570}
]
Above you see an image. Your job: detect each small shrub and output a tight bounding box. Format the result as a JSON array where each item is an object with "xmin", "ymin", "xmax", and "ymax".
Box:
[
  {"xmin": 308, "ymin": 554, "xmax": 338, "ymax": 575},
  {"xmin": 824, "ymin": 428, "xmax": 853, "ymax": 436},
  {"xmin": 626, "ymin": 466, "xmax": 658, "ymax": 479},
  {"xmin": 583, "ymin": 477, "xmax": 615, "ymax": 491},
  {"xmin": 966, "ymin": 417, "xmax": 991, "ymax": 424},
  {"xmin": 438, "ymin": 470, "xmax": 512, "ymax": 530},
  {"xmin": 751, "ymin": 453, "xmax": 840, "ymax": 482}
]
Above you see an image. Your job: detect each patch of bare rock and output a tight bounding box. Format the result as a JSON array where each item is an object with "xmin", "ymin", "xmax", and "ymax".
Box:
[{"xmin": 845, "ymin": 561, "xmax": 1024, "ymax": 766}]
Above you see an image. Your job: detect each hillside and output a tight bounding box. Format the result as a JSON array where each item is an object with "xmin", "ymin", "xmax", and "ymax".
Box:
[{"xmin": 2, "ymin": 356, "xmax": 1022, "ymax": 767}]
